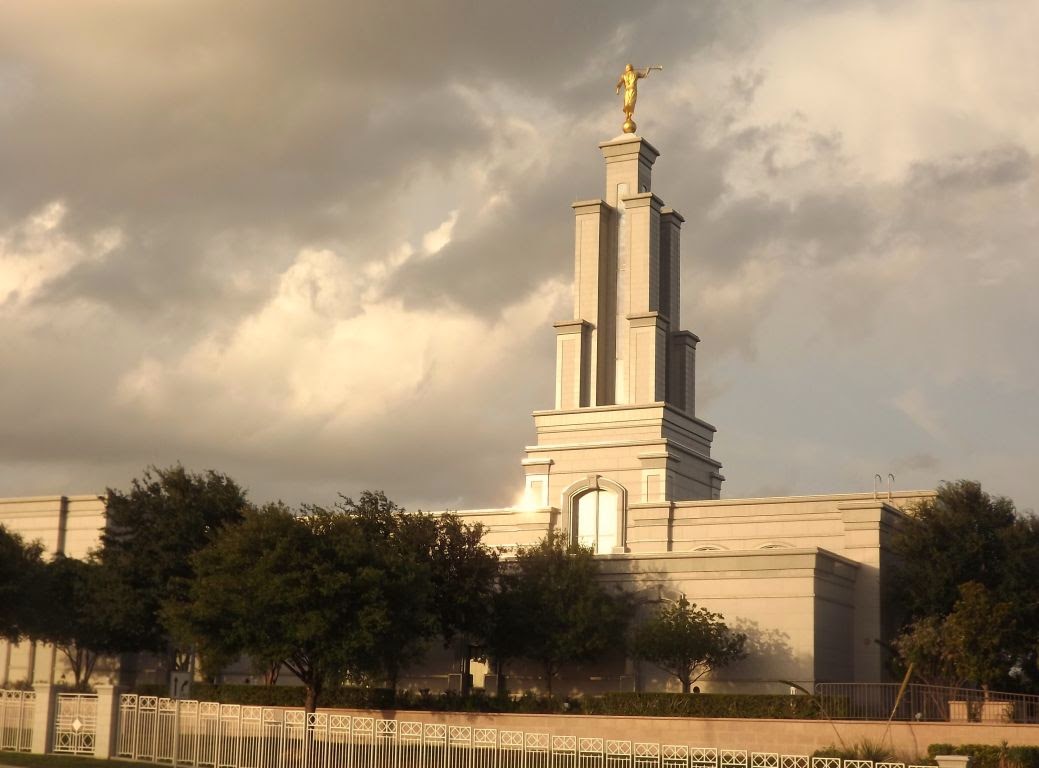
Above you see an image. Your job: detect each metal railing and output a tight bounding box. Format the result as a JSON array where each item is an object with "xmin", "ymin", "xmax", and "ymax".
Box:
[
  {"xmin": 54, "ymin": 692, "xmax": 97, "ymax": 754},
  {"xmin": 0, "ymin": 689, "xmax": 34, "ymax": 752},
  {"xmin": 116, "ymin": 693, "xmax": 940, "ymax": 768},
  {"xmin": 814, "ymin": 683, "xmax": 1039, "ymax": 723}
]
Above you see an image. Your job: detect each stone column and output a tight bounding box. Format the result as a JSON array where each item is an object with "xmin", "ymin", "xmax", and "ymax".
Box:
[
  {"xmin": 1, "ymin": 639, "xmax": 10, "ymax": 687},
  {"xmin": 94, "ymin": 684, "xmax": 123, "ymax": 760},
  {"xmin": 521, "ymin": 458, "xmax": 553, "ymax": 508},
  {"xmin": 572, "ymin": 199, "xmax": 613, "ymax": 405},
  {"xmin": 553, "ymin": 320, "xmax": 591, "ymax": 409},
  {"xmin": 668, "ymin": 331, "xmax": 698, "ymax": 414},
  {"xmin": 30, "ymin": 682, "xmax": 56, "ymax": 754},
  {"xmin": 626, "ymin": 312, "xmax": 668, "ymax": 403},
  {"xmin": 638, "ymin": 451, "xmax": 670, "ymax": 503}
]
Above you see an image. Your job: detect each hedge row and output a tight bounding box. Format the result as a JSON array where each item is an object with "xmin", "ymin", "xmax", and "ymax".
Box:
[
  {"xmin": 929, "ymin": 744, "xmax": 1039, "ymax": 768},
  {"xmin": 583, "ymin": 692, "xmax": 822, "ymax": 719},
  {"xmin": 132, "ymin": 685, "xmax": 822, "ymax": 718},
  {"xmin": 133, "ymin": 684, "xmax": 575, "ymax": 712}
]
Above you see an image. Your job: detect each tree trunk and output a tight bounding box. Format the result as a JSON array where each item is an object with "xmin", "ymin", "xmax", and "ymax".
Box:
[
  {"xmin": 543, "ymin": 662, "xmax": 554, "ymax": 696},
  {"xmin": 681, "ymin": 678, "xmax": 691, "ymax": 694},
  {"xmin": 83, "ymin": 650, "xmax": 98, "ymax": 690},
  {"xmin": 263, "ymin": 661, "xmax": 280, "ymax": 686},
  {"xmin": 305, "ymin": 682, "xmax": 321, "ymax": 714}
]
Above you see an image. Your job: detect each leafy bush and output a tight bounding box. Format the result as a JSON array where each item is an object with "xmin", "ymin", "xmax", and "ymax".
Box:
[
  {"xmin": 928, "ymin": 744, "xmax": 1039, "ymax": 768},
  {"xmin": 813, "ymin": 740, "xmax": 898, "ymax": 763}
]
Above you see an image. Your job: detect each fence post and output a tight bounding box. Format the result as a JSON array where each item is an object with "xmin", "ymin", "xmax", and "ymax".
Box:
[
  {"xmin": 30, "ymin": 683, "xmax": 56, "ymax": 754},
  {"xmin": 94, "ymin": 684, "xmax": 122, "ymax": 759}
]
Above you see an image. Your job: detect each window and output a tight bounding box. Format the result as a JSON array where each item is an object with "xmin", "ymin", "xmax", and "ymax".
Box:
[{"xmin": 576, "ymin": 489, "xmax": 618, "ymax": 554}]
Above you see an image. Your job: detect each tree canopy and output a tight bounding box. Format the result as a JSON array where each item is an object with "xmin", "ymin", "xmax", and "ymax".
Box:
[
  {"xmin": 630, "ymin": 595, "xmax": 747, "ymax": 693},
  {"xmin": 171, "ymin": 491, "xmax": 499, "ymax": 711},
  {"xmin": 890, "ymin": 480, "xmax": 1039, "ymax": 692},
  {"xmin": 99, "ymin": 465, "xmax": 249, "ymax": 654},
  {"xmin": 28, "ymin": 556, "xmax": 116, "ymax": 689},
  {"xmin": 0, "ymin": 524, "xmax": 44, "ymax": 641},
  {"xmin": 488, "ymin": 532, "xmax": 632, "ymax": 695}
]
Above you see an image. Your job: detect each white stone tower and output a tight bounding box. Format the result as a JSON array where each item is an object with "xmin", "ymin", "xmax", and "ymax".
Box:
[{"xmin": 522, "ymin": 134, "xmax": 724, "ymax": 553}]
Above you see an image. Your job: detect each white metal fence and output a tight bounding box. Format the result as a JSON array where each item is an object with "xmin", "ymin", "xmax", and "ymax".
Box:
[
  {"xmin": 0, "ymin": 689, "xmax": 34, "ymax": 752},
  {"xmin": 54, "ymin": 692, "xmax": 98, "ymax": 754},
  {"xmin": 116, "ymin": 694, "xmax": 936, "ymax": 768}
]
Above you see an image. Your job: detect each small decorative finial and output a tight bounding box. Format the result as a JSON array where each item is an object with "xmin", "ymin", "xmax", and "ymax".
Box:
[{"xmin": 615, "ymin": 63, "xmax": 663, "ymax": 134}]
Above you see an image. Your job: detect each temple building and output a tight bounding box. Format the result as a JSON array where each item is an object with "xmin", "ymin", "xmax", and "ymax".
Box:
[
  {"xmin": 0, "ymin": 128, "xmax": 934, "ymax": 695},
  {"xmin": 421, "ymin": 131, "xmax": 934, "ymax": 695}
]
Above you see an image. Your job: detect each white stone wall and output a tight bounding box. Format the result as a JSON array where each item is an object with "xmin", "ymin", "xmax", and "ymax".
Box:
[{"xmin": 0, "ymin": 494, "xmax": 106, "ymax": 687}]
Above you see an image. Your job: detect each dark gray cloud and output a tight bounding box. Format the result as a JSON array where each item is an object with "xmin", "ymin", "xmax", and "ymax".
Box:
[{"xmin": 1, "ymin": 0, "xmax": 1037, "ymax": 513}]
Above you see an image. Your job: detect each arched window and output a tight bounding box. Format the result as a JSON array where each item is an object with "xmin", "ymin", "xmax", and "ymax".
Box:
[
  {"xmin": 575, "ymin": 489, "xmax": 618, "ymax": 554},
  {"xmin": 562, "ymin": 476, "xmax": 627, "ymax": 554}
]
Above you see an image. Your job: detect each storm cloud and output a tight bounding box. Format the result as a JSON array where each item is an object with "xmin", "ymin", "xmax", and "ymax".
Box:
[{"xmin": 1, "ymin": 0, "xmax": 1037, "ymax": 512}]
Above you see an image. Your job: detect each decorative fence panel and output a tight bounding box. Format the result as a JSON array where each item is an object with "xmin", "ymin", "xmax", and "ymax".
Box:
[
  {"xmin": 115, "ymin": 694, "xmax": 943, "ymax": 768},
  {"xmin": 0, "ymin": 689, "xmax": 34, "ymax": 752},
  {"xmin": 53, "ymin": 692, "xmax": 97, "ymax": 755},
  {"xmin": 814, "ymin": 682, "xmax": 1039, "ymax": 723}
]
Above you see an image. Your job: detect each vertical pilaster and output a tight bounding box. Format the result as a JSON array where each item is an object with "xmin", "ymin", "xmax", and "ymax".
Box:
[
  {"xmin": 617, "ymin": 191, "xmax": 665, "ymax": 405},
  {"xmin": 521, "ymin": 458, "xmax": 553, "ymax": 508},
  {"xmin": 599, "ymin": 135, "xmax": 659, "ymax": 206},
  {"xmin": 623, "ymin": 192, "xmax": 663, "ymax": 314},
  {"xmin": 554, "ymin": 320, "xmax": 591, "ymax": 409},
  {"xmin": 94, "ymin": 684, "xmax": 122, "ymax": 760},
  {"xmin": 660, "ymin": 208, "xmax": 683, "ymax": 328},
  {"xmin": 1, "ymin": 640, "xmax": 10, "ymax": 686},
  {"xmin": 638, "ymin": 452, "xmax": 670, "ymax": 502},
  {"xmin": 30, "ymin": 682, "xmax": 55, "ymax": 754},
  {"xmin": 668, "ymin": 331, "xmax": 699, "ymax": 415},
  {"xmin": 627, "ymin": 312, "xmax": 668, "ymax": 404},
  {"xmin": 572, "ymin": 200, "xmax": 614, "ymax": 405}
]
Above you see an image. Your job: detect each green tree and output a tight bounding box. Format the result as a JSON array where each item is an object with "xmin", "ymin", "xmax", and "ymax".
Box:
[
  {"xmin": 29, "ymin": 556, "xmax": 115, "ymax": 689},
  {"xmin": 944, "ymin": 582, "xmax": 1017, "ymax": 696},
  {"xmin": 892, "ymin": 614, "xmax": 963, "ymax": 688},
  {"xmin": 173, "ymin": 492, "xmax": 484, "ymax": 711},
  {"xmin": 330, "ymin": 491, "xmax": 439, "ymax": 694},
  {"xmin": 326, "ymin": 492, "xmax": 499, "ymax": 692},
  {"xmin": 894, "ymin": 582, "xmax": 1018, "ymax": 695},
  {"xmin": 890, "ymin": 480, "xmax": 1039, "ymax": 691},
  {"xmin": 427, "ymin": 514, "xmax": 499, "ymax": 649},
  {"xmin": 891, "ymin": 480, "xmax": 1018, "ymax": 622},
  {"xmin": 489, "ymin": 532, "xmax": 631, "ymax": 695},
  {"xmin": 0, "ymin": 524, "xmax": 44, "ymax": 641},
  {"xmin": 169, "ymin": 503, "xmax": 363, "ymax": 711},
  {"xmin": 98, "ymin": 465, "xmax": 248, "ymax": 656},
  {"xmin": 630, "ymin": 595, "xmax": 747, "ymax": 693}
]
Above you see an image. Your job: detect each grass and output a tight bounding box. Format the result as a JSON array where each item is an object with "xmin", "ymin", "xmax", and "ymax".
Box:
[{"xmin": 0, "ymin": 752, "xmax": 154, "ymax": 768}]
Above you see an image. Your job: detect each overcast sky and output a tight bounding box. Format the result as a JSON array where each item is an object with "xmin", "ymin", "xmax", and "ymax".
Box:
[{"xmin": 1, "ymin": 0, "xmax": 1036, "ymax": 513}]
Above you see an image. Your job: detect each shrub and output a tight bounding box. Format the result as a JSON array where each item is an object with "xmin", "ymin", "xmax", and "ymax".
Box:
[
  {"xmin": 928, "ymin": 744, "xmax": 1039, "ymax": 768},
  {"xmin": 813, "ymin": 740, "xmax": 897, "ymax": 763}
]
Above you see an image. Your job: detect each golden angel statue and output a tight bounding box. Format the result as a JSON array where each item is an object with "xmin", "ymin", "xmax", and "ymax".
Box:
[{"xmin": 615, "ymin": 63, "xmax": 663, "ymax": 134}]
